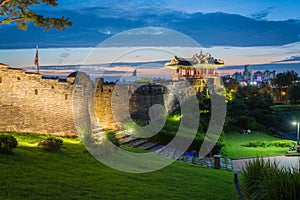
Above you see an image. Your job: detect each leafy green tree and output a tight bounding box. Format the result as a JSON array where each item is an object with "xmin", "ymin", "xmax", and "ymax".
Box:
[
  {"xmin": 0, "ymin": 0, "xmax": 72, "ymax": 31},
  {"xmin": 227, "ymin": 97, "xmax": 249, "ymax": 119},
  {"xmin": 287, "ymin": 84, "xmax": 300, "ymax": 104},
  {"xmin": 226, "ymin": 85, "xmax": 273, "ymax": 130},
  {"xmin": 222, "ymin": 77, "xmax": 238, "ymax": 92},
  {"xmin": 225, "ymin": 97, "xmax": 250, "ymax": 129},
  {"xmin": 197, "ymin": 94, "xmax": 211, "ymax": 133},
  {"xmin": 235, "ymin": 85, "xmax": 259, "ymax": 100},
  {"xmin": 272, "ymin": 70, "xmax": 298, "ymax": 103},
  {"xmin": 222, "ymin": 77, "xmax": 239, "ymax": 102}
]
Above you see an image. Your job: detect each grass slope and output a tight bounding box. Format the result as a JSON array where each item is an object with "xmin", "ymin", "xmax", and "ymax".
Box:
[
  {"xmin": 222, "ymin": 131, "xmax": 294, "ymax": 159},
  {"xmin": 0, "ymin": 132, "xmax": 237, "ymax": 200}
]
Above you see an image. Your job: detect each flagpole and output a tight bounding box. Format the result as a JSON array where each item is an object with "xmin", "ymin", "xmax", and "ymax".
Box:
[
  {"xmin": 35, "ymin": 45, "xmax": 39, "ymax": 74},
  {"xmin": 133, "ymin": 68, "xmax": 137, "ymax": 82}
]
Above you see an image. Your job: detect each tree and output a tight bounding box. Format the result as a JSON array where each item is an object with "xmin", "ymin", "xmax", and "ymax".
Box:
[
  {"xmin": 0, "ymin": 0, "xmax": 72, "ymax": 31},
  {"xmin": 235, "ymin": 85, "xmax": 259, "ymax": 100},
  {"xmin": 225, "ymin": 85, "xmax": 273, "ymax": 130},
  {"xmin": 272, "ymin": 70, "xmax": 299, "ymax": 103},
  {"xmin": 272, "ymin": 70, "xmax": 298, "ymax": 88},
  {"xmin": 222, "ymin": 77, "xmax": 238, "ymax": 92},
  {"xmin": 225, "ymin": 97, "xmax": 257, "ymax": 130},
  {"xmin": 222, "ymin": 77, "xmax": 239, "ymax": 102},
  {"xmin": 287, "ymin": 84, "xmax": 300, "ymax": 104}
]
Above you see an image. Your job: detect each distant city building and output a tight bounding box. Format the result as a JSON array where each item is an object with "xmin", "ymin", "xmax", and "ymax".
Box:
[
  {"xmin": 228, "ymin": 65, "xmax": 276, "ymax": 86},
  {"xmin": 232, "ymin": 72, "xmax": 244, "ymax": 82},
  {"xmin": 253, "ymin": 71, "xmax": 263, "ymax": 82},
  {"xmin": 243, "ymin": 64, "xmax": 252, "ymax": 82}
]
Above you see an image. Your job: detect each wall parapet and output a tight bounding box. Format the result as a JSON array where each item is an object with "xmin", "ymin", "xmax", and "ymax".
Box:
[
  {"xmin": 0, "ymin": 65, "xmax": 77, "ymax": 137},
  {"xmin": 0, "ymin": 65, "xmax": 223, "ymax": 136}
]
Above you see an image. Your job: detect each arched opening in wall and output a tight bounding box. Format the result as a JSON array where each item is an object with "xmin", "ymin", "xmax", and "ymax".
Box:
[
  {"xmin": 0, "ymin": 76, "xmax": 2, "ymax": 83},
  {"xmin": 35, "ymin": 89, "xmax": 38, "ymax": 95},
  {"xmin": 65, "ymin": 94, "xmax": 68, "ymax": 100}
]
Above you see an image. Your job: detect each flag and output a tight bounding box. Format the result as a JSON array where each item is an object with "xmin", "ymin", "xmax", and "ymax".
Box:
[
  {"xmin": 35, "ymin": 45, "xmax": 39, "ymax": 73},
  {"xmin": 133, "ymin": 68, "xmax": 137, "ymax": 76}
]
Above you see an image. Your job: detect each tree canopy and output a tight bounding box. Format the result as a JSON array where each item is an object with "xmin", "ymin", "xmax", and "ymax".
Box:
[
  {"xmin": 271, "ymin": 70, "xmax": 298, "ymax": 103},
  {"xmin": 0, "ymin": 0, "xmax": 72, "ymax": 31},
  {"xmin": 272, "ymin": 70, "xmax": 298, "ymax": 88},
  {"xmin": 287, "ymin": 84, "xmax": 300, "ymax": 104}
]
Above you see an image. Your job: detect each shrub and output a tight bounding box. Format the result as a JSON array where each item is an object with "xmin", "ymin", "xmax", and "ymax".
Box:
[
  {"xmin": 38, "ymin": 136, "xmax": 63, "ymax": 152},
  {"xmin": 244, "ymin": 141, "xmax": 267, "ymax": 147},
  {"xmin": 243, "ymin": 158, "xmax": 300, "ymax": 200},
  {"xmin": 267, "ymin": 140, "xmax": 296, "ymax": 148},
  {"xmin": 0, "ymin": 135, "xmax": 18, "ymax": 154}
]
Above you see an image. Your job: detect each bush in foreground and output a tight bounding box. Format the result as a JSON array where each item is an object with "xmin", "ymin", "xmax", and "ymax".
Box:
[
  {"xmin": 38, "ymin": 136, "xmax": 63, "ymax": 152},
  {"xmin": 243, "ymin": 158, "xmax": 300, "ymax": 200},
  {"xmin": 0, "ymin": 134, "xmax": 18, "ymax": 154},
  {"xmin": 243, "ymin": 140, "xmax": 296, "ymax": 148}
]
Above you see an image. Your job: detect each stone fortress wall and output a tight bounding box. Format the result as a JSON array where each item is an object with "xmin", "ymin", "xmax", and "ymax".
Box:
[
  {"xmin": 0, "ymin": 64, "xmax": 76, "ymax": 136},
  {"xmin": 0, "ymin": 63, "xmax": 222, "ymax": 137}
]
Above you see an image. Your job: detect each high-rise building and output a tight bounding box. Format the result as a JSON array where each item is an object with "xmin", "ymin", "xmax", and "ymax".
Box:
[{"xmin": 243, "ymin": 64, "xmax": 252, "ymax": 82}]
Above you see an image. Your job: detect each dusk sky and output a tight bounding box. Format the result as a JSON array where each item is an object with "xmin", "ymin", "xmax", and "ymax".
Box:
[{"xmin": 1, "ymin": 0, "xmax": 300, "ymax": 69}]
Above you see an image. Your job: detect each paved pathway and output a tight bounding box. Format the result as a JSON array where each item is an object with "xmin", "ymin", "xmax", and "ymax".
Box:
[{"xmin": 232, "ymin": 155, "xmax": 300, "ymax": 173}]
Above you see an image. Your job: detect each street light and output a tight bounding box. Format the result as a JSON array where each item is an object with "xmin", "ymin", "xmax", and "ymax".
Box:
[{"xmin": 292, "ymin": 121, "xmax": 299, "ymax": 146}]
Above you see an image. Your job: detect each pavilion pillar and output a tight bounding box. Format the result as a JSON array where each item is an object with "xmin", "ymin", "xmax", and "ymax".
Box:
[{"xmin": 172, "ymin": 69, "xmax": 174, "ymax": 79}]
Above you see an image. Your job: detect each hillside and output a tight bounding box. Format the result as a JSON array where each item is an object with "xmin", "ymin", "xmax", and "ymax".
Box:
[{"xmin": 0, "ymin": 132, "xmax": 237, "ymax": 200}]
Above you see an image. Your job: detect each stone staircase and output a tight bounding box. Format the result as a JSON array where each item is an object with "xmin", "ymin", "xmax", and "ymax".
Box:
[
  {"xmin": 91, "ymin": 127, "xmax": 105, "ymax": 141},
  {"xmin": 94, "ymin": 129, "xmax": 233, "ymax": 171}
]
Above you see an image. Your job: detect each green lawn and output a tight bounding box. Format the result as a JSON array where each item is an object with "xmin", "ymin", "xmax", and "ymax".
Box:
[
  {"xmin": 0, "ymin": 132, "xmax": 238, "ymax": 200},
  {"xmin": 222, "ymin": 131, "xmax": 295, "ymax": 159}
]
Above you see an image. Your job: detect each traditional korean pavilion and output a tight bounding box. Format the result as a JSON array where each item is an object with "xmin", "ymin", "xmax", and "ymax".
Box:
[{"xmin": 165, "ymin": 52, "xmax": 224, "ymax": 81}]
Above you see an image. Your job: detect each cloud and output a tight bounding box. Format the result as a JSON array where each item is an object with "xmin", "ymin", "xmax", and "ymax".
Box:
[
  {"xmin": 274, "ymin": 55, "xmax": 300, "ymax": 63},
  {"xmin": 1, "ymin": 7, "xmax": 300, "ymax": 49},
  {"xmin": 251, "ymin": 7, "xmax": 276, "ymax": 20},
  {"xmin": 98, "ymin": 29, "xmax": 113, "ymax": 35},
  {"xmin": 123, "ymin": 27, "xmax": 165, "ymax": 35}
]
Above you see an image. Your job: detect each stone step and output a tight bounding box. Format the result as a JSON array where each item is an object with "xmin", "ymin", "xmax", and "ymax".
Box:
[
  {"xmin": 119, "ymin": 136, "xmax": 137, "ymax": 144},
  {"xmin": 92, "ymin": 127, "xmax": 103, "ymax": 134},
  {"xmin": 115, "ymin": 133, "xmax": 131, "ymax": 140},
  {"xmin": 137, "ymin": 141, "xmax": 158, "ymax": 150},
  {"xmin": 127, "ymin": 138, "xmax": 149, "ymax": 147},
  {"xmin": 93, "ymin": 132, "xmax": 105, "ymax": 141},
  {"xmin": 157, "ymin": 147, "xmax": 177, "ymax": 158},
  {"xmin": 147, "ymin": 144, "xmax": 164, "ymax": 152}
]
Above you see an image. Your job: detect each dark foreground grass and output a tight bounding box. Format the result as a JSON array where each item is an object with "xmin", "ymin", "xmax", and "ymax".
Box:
[
  {"xmin": 243, "ymin": 158, "xmax": 300, "ymax": 200},
  {"xmin": 0, "ymin": 132, "xmax": 237, "ymax": 200},
  {"xmin": 222, "ymin": 131, "xmax": 294, "ymax": 159}
]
